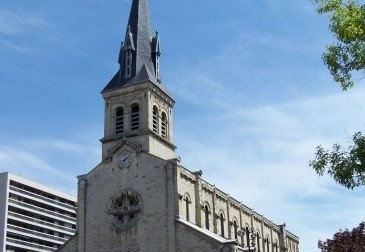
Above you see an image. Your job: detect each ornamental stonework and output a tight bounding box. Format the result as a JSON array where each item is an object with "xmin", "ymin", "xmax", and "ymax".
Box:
[{"xmin": 109, "ymin": 190, "xmax": 143, "ymax": 231}]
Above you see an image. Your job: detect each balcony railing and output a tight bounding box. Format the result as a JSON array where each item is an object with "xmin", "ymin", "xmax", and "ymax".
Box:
[
  {"xmin": 7, "ymin": 224, "xmax": 68, "ymax": 244},
  {"xmin": 9, "ymin": 185, "xmax": 76, "ymax": 211},
  {"xmin": 7, "ymin": 211, "xmax": 75, "ymax": 234},
  {"xmin": 9, "ymin": 198, "xmax": 76, "ymax": 223},
  {"xmin": 6, "ymin": 237, "xmax": 57, "ymax": 252}
]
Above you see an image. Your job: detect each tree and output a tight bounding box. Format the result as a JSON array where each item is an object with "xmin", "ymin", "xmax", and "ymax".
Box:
[
  {"xmin": 318, "ymin": 222, "xmax": 365, "ymax": 251},
  {"xmin": 310, "ymin": 132, "xmax": 365, "ymax": 189},
  {"xmin": 312, "ymin": 0, "xmax": 365, "ymax": 90},
  {"xmin": 310, "ymin": 0, "xmax": 365, "ymax": 189}
]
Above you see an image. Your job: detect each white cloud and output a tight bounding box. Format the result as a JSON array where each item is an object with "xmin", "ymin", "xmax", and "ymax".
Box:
[
  {"xmin": 174, "ymin": 77, "xmax": 365, "ymax": 251},
  {"xmin": 0, "ymin": 136, "xmax": 101, "ymax": 195},
  {"xmin": 0, "ymin": 10, "xmax": 47, "ymax": 35},
  {"xmin": 0, "ymin": 146, "xmax": 75, "ymax": 187},
  {"xmin": 0, "ymin": 38, "xmax": 30, "ymax": 52},
  {"xmin": 168, "ymin": 22, "xmax": 365, "ymax": 249}
]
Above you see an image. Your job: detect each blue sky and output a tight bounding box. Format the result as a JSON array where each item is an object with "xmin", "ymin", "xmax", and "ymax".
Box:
[{"xmin": 1, "ymin": 0, "xmax": 365, "ymax": 251}]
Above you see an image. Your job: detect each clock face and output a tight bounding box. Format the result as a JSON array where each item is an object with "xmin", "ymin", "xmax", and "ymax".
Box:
[{"xmin": 118, "ymin": 150, "xmax": 132, "ymax": 169}]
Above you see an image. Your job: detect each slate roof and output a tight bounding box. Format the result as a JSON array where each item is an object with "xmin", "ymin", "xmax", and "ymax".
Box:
[
  {"xmin": 103, "ymin": 64, "xmax": 171, "ymax": 96},
  {"xmin": 102, "ymin": 0, "xmax": 170, "ymax": 96},
  {"xmin": 176, "ymin": 218, "xmax": 237, "ymax": 245}
]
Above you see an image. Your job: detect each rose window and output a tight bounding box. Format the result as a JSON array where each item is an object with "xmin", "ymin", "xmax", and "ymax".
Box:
[{"xmin": 110, "ymin": 190, "xmax": 143, "ymax": 231}]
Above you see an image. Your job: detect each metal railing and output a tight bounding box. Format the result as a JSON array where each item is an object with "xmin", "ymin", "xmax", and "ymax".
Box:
[
  {"xmin": 7, "ymin": 224, "xmax": 67, "ymax": 243},
  {"xmin": 9, "ymin": 185, "xmax": 76, "ymax": 210},
  {"xmin": 6, "ymin": 237, "xmax": 57, "ymax": 252},
  {"xmin": 8, "ymin": 198, "xmax": 76, "ymax": 223},
  {"xmin": 7, "ymin": 211, "xmax": 75, "ymax": 234}
]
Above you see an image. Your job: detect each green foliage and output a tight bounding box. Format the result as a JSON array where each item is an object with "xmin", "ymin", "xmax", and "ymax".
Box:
[
  {"xmin": 310, "ymin": 132, "xmax": 365, "ymax": 189},
  {"xmin": 318, "ymin": 222, "xmax": 365, "ymax": 251},
  {"xmin": 312, "ymin": 0, "xmax": 365, "ymax": 90}
]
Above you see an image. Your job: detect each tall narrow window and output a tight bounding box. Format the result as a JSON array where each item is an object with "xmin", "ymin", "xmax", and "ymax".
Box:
[
  {"xmin": 266, "ymin": 237, "xmax": 270, "ymax": 252},
  {"xmin": 257, "ymin": 233, "xmax": 261, "ymax": 252},
  {"xmin": 246, "ymin": 227, "xmax": 250, "ymax": 247},
  {"xmin": 152, "ymin": 31, "xmax": 161, "ymax": 81},
  {"xmin": 184, "ymin": 195, "xmax": 190, "ymax": 221},
  {"xmin": 204, "ymin": 205, "xmax": 210, "ymax": 230},
  {"xmin": 220, "ymin": 213, "xmax": 225, "ymax": 237},
  {"xmin": 161, "ymin": 112, "xmax": 167, "ymax": 138},
  {"xmin": 131, "ymin": 104, "xmax": 139, "ymax": 130},
  {"xmin": 125, "ymin": 50, "xmax": 133, "ymax": 78},
  {"xmin": 115, "ymin": 108, "xmax": 124, "ymax": 134},
  {"xmin": 152, "ymin": 106, "xmax": 158, "ymax": 133},
  {"xmin": 274, "ymin": 243, "xmax": 278, "ymax": 252},
  {"xmin": 233, "ymin": 220, "xmax": 238, "ymax": 240},
  {"xmin": 155, "ymin": 57, "xmax": 160, "ymax": 80}
]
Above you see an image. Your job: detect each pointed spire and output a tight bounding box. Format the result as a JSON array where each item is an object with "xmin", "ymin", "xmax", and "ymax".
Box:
[
  {"xmin": 125, "ymin": 0, "xmax": 154, "ymax": 77},
  {"xmin": 103, "ymin": 0, "xmax": 169, "ymax": 94}
]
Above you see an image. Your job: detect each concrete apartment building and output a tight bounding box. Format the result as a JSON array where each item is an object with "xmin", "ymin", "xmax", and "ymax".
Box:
[{"xmin": 0, "ymin": 172, "xmax": 77, "ymax": 252}]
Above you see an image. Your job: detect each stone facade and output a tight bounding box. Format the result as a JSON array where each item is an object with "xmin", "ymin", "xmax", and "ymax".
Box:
[
  {"xmin": 60, "ymin": 139, "xmax": 299, "ymax": 252},
  {"xmin": 58, "ymin": 0, "xmax": 300, "ymax": 251},
  {"xmin": 176, "ymin": 166, "xmax": 299, "ymax": 252}
]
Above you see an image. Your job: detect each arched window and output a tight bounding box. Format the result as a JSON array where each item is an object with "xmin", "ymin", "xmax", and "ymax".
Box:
[
  {"xmin": 184, "ymin": 194, "xmax": 190, "ymax": 222},
  {"xmin": 233, "ymin": 219, "xmax": 238, "ymax": 240},
  {"xmin": 161, "ymin": 112, "xmax": 167, "ymax": 138},
  {"xmin": 245, "ymin": 226, "xmax": 250, "ymax": 247},
  {"xmin": 257, "ymin": 232, "xmax": 261, "ymax": 252},
  {"xmin": 115, "ymin": 108, "xmax": 124, "ymax": 134},
  {"xmin": 273, "ymin": 241, "xmax": 278, "ymax": 252},
  {"xmin": 130, "ymin": 104, "xmax": 139, "ymax": 130},
  {"xmin": 266, "ymin": 236, "xmax": 270, "ymax": 252},
  {"xmin": 204, "ymin": 205, "xmax": 210, "ymax": 230},
  {"xmin": 220, "ymin": 212, "xmax": 225, "ymax": 237},
  {"xmin": 152, "ymin": 106, "xmax": 158, "ymax": 133}
]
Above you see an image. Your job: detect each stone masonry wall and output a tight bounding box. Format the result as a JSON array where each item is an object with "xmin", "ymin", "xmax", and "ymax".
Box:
[{"xmin": 176, "ymin": 166, "xmax": 299, "ymax": 252}]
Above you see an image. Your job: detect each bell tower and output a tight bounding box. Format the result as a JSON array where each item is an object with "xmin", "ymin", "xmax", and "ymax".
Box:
[{"xmin": 101, "ymin": 0, "xmax": 176, "ymax": 160}]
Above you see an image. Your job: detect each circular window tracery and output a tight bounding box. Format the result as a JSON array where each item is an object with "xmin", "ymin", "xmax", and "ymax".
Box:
[{"xmin": 110, "ymin": 190, "xmax": 143, "ymax": 231}]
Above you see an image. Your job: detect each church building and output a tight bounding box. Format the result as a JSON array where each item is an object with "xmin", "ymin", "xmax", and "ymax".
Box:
[{"xmin": 58, "ymin": 0, "xmax": 299, "ymax": 251}]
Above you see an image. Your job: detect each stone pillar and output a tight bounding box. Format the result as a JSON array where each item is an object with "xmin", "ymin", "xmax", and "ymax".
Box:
[
  {"xmin": 227, "ymin": 196, "xmax": 231, "ymax": 239},
  {"xmin": 166, "ymin": 161, "xmax": 177, "ymax": 252},
  {"xmin": 213, "ymin": 186, "xmax": 217, "ymax": 234},
  {"xmin": 193, "ymin": 170, "xmax": 202, "ymax": 227},
  {"xmin": 239, "ymin": 204, "xmax": 244, "ymax": 246},
  {"xmin": 77, "ymin": 177, "xmax": 88, "ymax": 252},
  {"xmin": 260, "ymin": 216, "xmax": 264, "ymax": 252},
  {"xmin": 279, "ymin": 224, "xmax": 287, "ymax": 252}
]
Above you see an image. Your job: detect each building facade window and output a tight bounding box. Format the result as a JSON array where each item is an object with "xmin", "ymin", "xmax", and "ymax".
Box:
[
  {"xmin": 115, "ymin": 107, "xmax": 124, "ymax": 134},
  {"xmin": 204, "ymin": 205, "xmax": 210, "ymax": 230},
  {"xmin": 161, "ymin": 112, "xmax": 167, "ymax": 138},
  {"xmin": 233, "ymin": 219, "xmax": 238, "ymax": 240},
  {"xmin": 184, "ymin": 194, "xmax": 190, "ymax": 222},
  {"xmin": 219, "ymin": 212, "xmax": 225, "ymax": 237},
  {"xmin": 245, "ymin": 226, "xmax": 250, "ymax": 247},
  {"xmin": 257, "ymin": 232, "xmax": 261, "ymax": 252},
  {"xmin": 125, "ymin": 50, "xmax": 133, "ymax": 78},
  {"xmin": 266, "ymin": 236, "xmax": 270, "ymax": 252},
  {"xmin": 273, "ymin": 243, "xmax": 277, "ymax": 252},
  {"xmin": 152, "ymin": 106, "xmax": 158, "ymax": 133},
  {"xmin": 130, "ymin": 104, "xmax": 140, "ymax": 130},
  {"xmin": 155, "ymin": 57, "xmax": 160, "ymax": 81}
]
